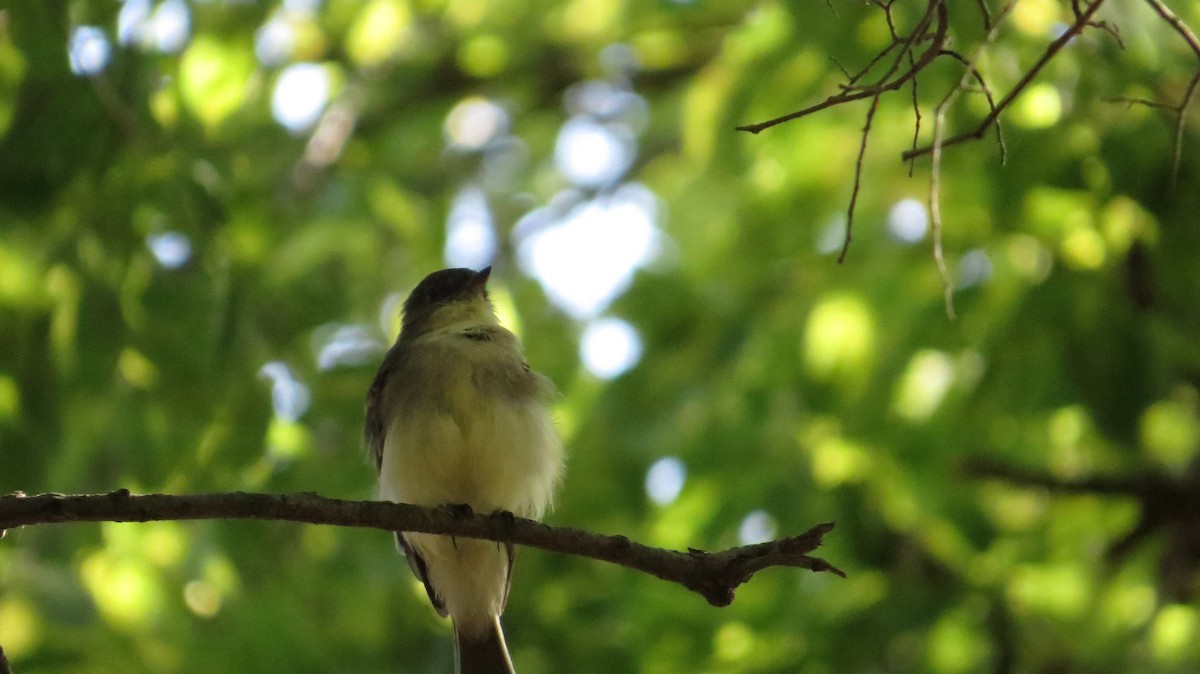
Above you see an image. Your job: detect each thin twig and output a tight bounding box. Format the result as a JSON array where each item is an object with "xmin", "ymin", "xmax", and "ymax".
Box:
[
  {"xmin": 839, "ymin": 41, "xmax": 902, "ymax": 90},
  {"xmin": 963, "ymin": 459, "xmax": 1167, "ymax": 496},
  {"xmin": 1113, "ymin": 1, "xmax": 1200, "ymax": 187},
  {"xmin": 0, "ymin": 491, "xmax": 843, "ymax": 607},
  {"xmin": 1073, "ymin": 0, "xmax": 1124, "ymax": 48},
  {"xmin": 1172, "ymin": 72, "xmax": 1200, "ymax": 185},
  {"xmin": 939, "ymin": 49, "xmax": 1007, "ymax": 164},
  {"xmin": 1143, "ymin": 0, "xmax": 1200, "ymax": 58},
  {"xmin": 930, "ymin": 103, "xmax": 955, "ymax": 319},
  {"xmin": 903, "ymin": 0, "xmax": 1108, "ymax": 161},
  {"xmin": 737, "ymin": 1, "xmax": 948, "ymax": 134},
  {"xmin": 925, "ymin": 3, "xmax": 1015, "ymax": 318},
  {"xmin": 830, "ymin": 55, "xmax": 853, "ymax": 80},
  {"xmin": 738, "ymin": 0, "xmax": 948, "ymax": 263},
  {"xmin": 976, "ymin": 0, "xmax": 992, "ymax": 31},
  {"xmin": 840, "ymin": 94, "xmax": 881, "ymax": 263},
  {"xmin": 1104, "ymin": 95, "xmax": 1175, "ymax": 110},
  {"xmin": 908, "ymin": 58, "xmax": 922, "ymax": 177}
]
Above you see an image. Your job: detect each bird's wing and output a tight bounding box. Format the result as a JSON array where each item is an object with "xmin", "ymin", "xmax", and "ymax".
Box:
[
  {"xmin": 500, "ymin": 543, "xmax": 515, "ymax": 612},
  {"xmin": 365, "ymin": 342, "xmax": 405, "ymax": 471},
  {"xmin": 395, "ymin": 532, "xmax": 448, "ymax": 617},
  {"xmin": 367, "ymin": 343, "xmax": 448, "ymax": 616}
]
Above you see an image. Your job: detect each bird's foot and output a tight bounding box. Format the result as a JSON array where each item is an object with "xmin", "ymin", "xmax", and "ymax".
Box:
[
  {"xmin": 436, "ymin": 504, "xmax": 475, "ymax": 549},
  {"xmin": 489, "ymin": 509, "xmax": 517, "ymax": 526},
  {"xmin": 438, "ymin": 503, "xmax": 475, "ymax": 519}
]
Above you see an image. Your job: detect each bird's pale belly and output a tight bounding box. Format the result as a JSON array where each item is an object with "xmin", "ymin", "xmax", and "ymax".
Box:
[{"xmin": 378, "ymin": 387, "xmax": 560, "ymax": 520}]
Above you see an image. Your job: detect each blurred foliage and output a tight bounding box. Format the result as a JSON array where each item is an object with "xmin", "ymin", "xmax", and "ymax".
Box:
[{"xmin": 2, "ymin": 0, "xmax": 1200, "ymax": 672}]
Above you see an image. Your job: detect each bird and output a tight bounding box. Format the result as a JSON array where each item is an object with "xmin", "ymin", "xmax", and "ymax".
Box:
[{"xmin": 365, "ymin": 266, "xmax": 563, "ymax": 674}]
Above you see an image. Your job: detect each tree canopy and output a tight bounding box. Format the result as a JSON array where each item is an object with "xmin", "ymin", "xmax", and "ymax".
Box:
[{"xmin": 1, "ymin": 0, "xmax": 1199, "ymax": 672}]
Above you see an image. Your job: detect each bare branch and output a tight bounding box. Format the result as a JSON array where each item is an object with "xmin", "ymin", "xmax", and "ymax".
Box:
[
  {"xmin": 1101, "ymin": 2, "xmax": 1200, "ymax": 187},
  {"xmin": 1073, "ymin": 0, "xmax": 1124, "ymax": 48},
  {"xmin": 1104, "ymin": 95, "xmax": 1175, "ymax": 110},
  {"xmin": 925, "ymin": 3, "xmax": 1015, "ymax": 318},
  {"xmin": 0, "ymin": 491, "xmax": 842, "ymax": 608},
  {"xmin": 1144, "ymin": 0, "xmax": 1200, "ymax": 59},
  {"xmin": 840, "ymin": 94, "xmax": 881, "ymax": 263},
  {"xmin": 976, "ymin": 0, "xmax": 993, "ymax": 31},
  {"xmin": 903, "ymin": 0, "xmax": 1108, "ymax": 162},
  {"xmin": 1173, "ymin": 72, "xmax": 1200, "ymax": 184},
  {"xmin": 930, "ymin": 101, "xmax": 956, "ymax": 319},
  {"xmin": 907, "ymin": 56, "xmax": 922, "ymax": 177},
  {"xmin": 938, "ymin": 49, "xmax": 1007, "ymax": 164},
  {"xmin": 963, "ymin": 459, "xmax": 1167, "ymax": 497},
  {"xmin": 737, "ymin": 0, "xmax": 950, "ymax": 263},
  {"xmin": 736, "ymin": 1, "xmax": 948, "ymax": 134}
]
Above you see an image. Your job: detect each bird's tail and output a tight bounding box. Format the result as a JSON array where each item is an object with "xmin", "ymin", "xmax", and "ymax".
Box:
[{"xmin": 455, "ymin": 617, "xmax": 515, "ymax": 674}]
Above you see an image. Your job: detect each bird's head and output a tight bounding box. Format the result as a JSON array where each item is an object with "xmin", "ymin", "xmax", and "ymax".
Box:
[{"xmin": 399, "ymin": 266, "xmax": 495, "ymax": 338}]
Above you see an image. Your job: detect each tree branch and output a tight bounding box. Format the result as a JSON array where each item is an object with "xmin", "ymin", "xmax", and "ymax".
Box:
[
  {"xmin": 1144, "ymin": 0, "xmax": 1200, "ymax": 59},
  {"xmin": 902, "ymin": 0, "xmax": 1108, "ymax": 162},
  {"xmin": 840, "ymin": 93, "xmax": 881, "ymax": 264},
  {"xmin": 962, "ymin": 458, "xmax": 1175, "ymax": 497},
  {"xmin": 735, "ymin": 0, "xmax": 948, "ymax": 135},
  {"xmin": 925, "ymin": 3, "xmax": 1015, "ymax": 319},
  {"xmin": 0, "ymin": 491, "xmax": 842, "ymax": 608}
]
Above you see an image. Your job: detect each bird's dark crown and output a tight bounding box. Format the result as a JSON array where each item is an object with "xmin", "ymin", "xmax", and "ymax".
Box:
[{"xmin": 400, "ymin": 267, "xmax": 491, "ymax": 336}]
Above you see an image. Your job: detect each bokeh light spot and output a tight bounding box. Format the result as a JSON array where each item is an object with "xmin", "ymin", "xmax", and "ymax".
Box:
[
  {"xmin": 957, "ymin": 249, "xmax": 992, "ymax": 289},
  {"xmin": 272, "ymin": 63, "xmax": 332, "ymax": 133},
  {"xmin": 146, "ymin": 231, "xmax": 192, "ymax": 269},
  {"xmin": 1014, "ymin": 83, "xmax": 1062, "ymax": 129},
  {"xmin": 803, "ymin": 295, "xmax": 874, "ymax": 381},
  {"xmin": 555, "ymin": 116, "xmax": 634, "ymax": 188},
  {"xmin": 1061, "ymin": 222, "xmax": 1106, "ymax": 270},
  {"xmin": 346, "ymin": 0, "xmax": 411, "ymax": 67},
  {"xmin": 313, "ymin": 323, "xmax": 382, "ymax": 371},
  {"xmin": 714, "ymin": 622, "xmax": 755, "ymax": 662},
  {"xmin": 1008, "ymin": 563, "xmax": 1088, "ymax": 618},
  {"xmin": 1140, "ymin": 392, "xmax": 1200, "ymax": 470},
  {"xmin": 645, "ymin": 456, "xmax": 686, "ymax": 506},
  {"xmin": 68, "ymin": 26, "xmax": 111, "ymax": 76},
  {"xmin": 893, "ymin": 350, "xmax": 955, "ymax": 421},
  {"xmin": 517, "ymin": 184, "xmax": 659, "ymax": 319},
  {"xmin": 119, "ymin": 0, "xmax": 152, "ymax": 46},
  {"xmin": 737, "ymin": 510, "xmax": 777, "ymax": 545},
  {"xmin": 0, "ymin": 599, "xmax": 39, "ymax": 657},
  {"xmin": 150, "ymin": 0, "xmax": 191, "ymax": 53},
  {"xmin": 184, "ymin": 581, "xmax": 222, "ymax": 618},
  {"xmin": 445, "ymin": 186, "xmax": 497, "ymax": 269},
  {"xmin": 1151, "ymin": 605, "xmax": 1199, "ymax": 664},
  {"xmin": 445, "ymin": 97, "xmax": 509, "ymax": 151},
  {"xmin": 0, "ymin": 375, "xmax": 22, "ymax": 421},
  {"xmin": 888, "ymin": 198, "xmax": 928, "ymax": 243},
  {"xmin": 80, "ymin": 554, "xmax": 161, "ymax": 628},
  {"xmin": 179, "ymin": 37, "xmax": 254, "ymax": 129},
  {"xmin": 458, "ymin": 34, "xmax": 509, "ymax": 78},
  {"xmin": 811, "ymin": 436, "xmax": 872, "ymax": 486},
  {"xmin": 255, "ymin": 16, "xmax": 295, "ymax": 66},
  {"xmin": 258, "ymin": 361, "xmax": 311, "ymax": 421},
  {"xmin": 580, "ymin": 317, "xmax": 642, "ymax": 379}
]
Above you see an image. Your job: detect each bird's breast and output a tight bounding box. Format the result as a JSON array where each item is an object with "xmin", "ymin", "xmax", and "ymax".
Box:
[{"xmin": 378, "ymin": 341, "xmax": 562, "ymax": 520}]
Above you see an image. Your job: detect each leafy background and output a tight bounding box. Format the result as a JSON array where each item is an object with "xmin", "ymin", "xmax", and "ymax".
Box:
[{"xmin": 2, "ymin": 0, "xmax": 1200, "ymax": 672}]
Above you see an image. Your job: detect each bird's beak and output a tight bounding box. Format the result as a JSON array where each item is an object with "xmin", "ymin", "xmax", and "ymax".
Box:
[{"xmin": 470, "ymin": 266, "xmax": 492, "ymax": 293}]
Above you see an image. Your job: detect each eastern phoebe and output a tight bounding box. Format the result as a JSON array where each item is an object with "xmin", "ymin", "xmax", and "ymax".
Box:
[{"xmin": 365, "ymin": 267, "xmax": 564, "ymax": 674}]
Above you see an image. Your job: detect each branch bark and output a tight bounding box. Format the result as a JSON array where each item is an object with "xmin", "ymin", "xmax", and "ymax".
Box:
[
  {"xmin": 735, "ymin": 0, "xmax": 948, "ymax": 135},
  {"xmin": 0, "ymin": 490, "xmax": 842, "ymax": 608},
  {"xmin": 901, "ymin": 0, "xmax": 1108, "ymax": 161}
]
